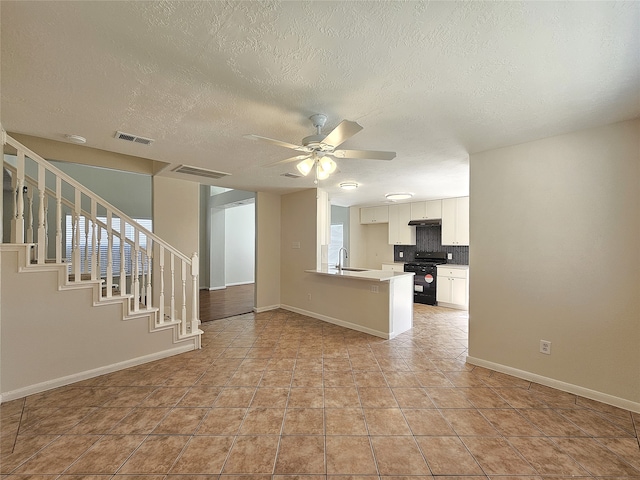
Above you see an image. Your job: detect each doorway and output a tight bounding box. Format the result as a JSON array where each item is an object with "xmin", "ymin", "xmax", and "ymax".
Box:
[{"xmin": 199, "ymin": 186, "xmax": 256, "ymax": 321}]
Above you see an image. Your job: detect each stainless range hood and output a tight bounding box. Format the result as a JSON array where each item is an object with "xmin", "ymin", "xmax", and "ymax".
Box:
[{"xmin": 408, "ymin": 219, "xmax": 441, "ymax": 226}]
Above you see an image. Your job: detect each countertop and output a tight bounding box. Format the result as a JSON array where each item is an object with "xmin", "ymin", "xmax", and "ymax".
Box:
[{"xmin": 306, "ymin": 265, "xmax": 414, "ymax": 282}]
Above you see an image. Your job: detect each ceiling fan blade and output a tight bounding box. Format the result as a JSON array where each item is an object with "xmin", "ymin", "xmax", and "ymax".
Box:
[
  {"xmin": 244, "ymin": 134, "xmax": 304, "ymax": 151},
  {"xmin": 321, "ymin": 120, "xmax": 363, "ymax": 147},
  {"xmin": 333, "ymin": 149, "xmax": 396, "ymax": 160},
  {"xmin": 263, "ymin": 154, "xmax": 311, "ymax": 167}
]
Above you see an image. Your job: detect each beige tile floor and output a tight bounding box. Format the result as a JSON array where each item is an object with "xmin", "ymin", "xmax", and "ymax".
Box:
[{"xmin": 1, "ymin": 304, "xmax": 639, "ymax": 478}]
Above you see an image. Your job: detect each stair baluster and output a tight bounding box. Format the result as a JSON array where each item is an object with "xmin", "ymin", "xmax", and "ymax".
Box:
[
  {"xmin": 90, "ymin": 200, "xmax": 97, "ymax": 281},
  {"xmin": 26, "ymin": 186, "xmax": 34, "ymax": 243},
  {"xmin": 181, "ymin": 258, "xmax": 187, "ymax": 335},
  {"xmin": 55, "ymin": 177, "xmax": 62, "ymax": 263},
  {"xmin": 159, "ymin": 245, "xmax": 165, "ymax": 324},
  {"xmin": 37, "ymin": 164, "xmax": 46, "ymax": 263},
  {"xmin": 170, "ymin": 253, "xmax": 176, "ymax": 323},
  {"xmin": 106, "ymin": 211, "xmax": 113, "ymax": 298},
  {"xmin": 97, "ymin": 224, "xmax": 102, "ymax": 287},
  {"xmin": 43, "ymin": 201, "xmax": 49, "ymax": 262},
  {"xmin": 83, "ymin": 211, "xmax": 89, "ymax": 275},
  {"xmin": 140, "ymin": 249, "xmax": 146, "ymax": 307},
  {"xmin": 73, "ymin": 190, "xmax": 81, "ymax": 281},
  {"xmin": 119, "ymin": 219, "xmax": 127, "ymax": 296},
  {"xmin": 191, "ymin": 252, "xmax": 199, "ymax": 333},
  {"xmin": 133, "ymin": 229, "xmax": 140, "ymax": 312},
  {"xmin": 146, "ymin": 239, "xmax": 153, "ymax": 309},
  {"xmin": 12, "ymin": 151, "xmax": 25, "ymax": 243}
]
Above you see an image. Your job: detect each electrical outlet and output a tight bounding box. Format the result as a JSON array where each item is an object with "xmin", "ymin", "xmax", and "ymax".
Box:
[
  {"xmin": 540, "ymin": 340, "xmax": 551, "ymax": 355},
  {"xmin": 370, "ymin": 285, "xmax": 379, "ymax": 293},
  {"xmin": 292, "ymin": 241, "xmax": 301, "ymax": 249},
  {"xmin": 399, "ymin": 251, "xmax": 404, "ymax": 258},
  {"xmin": 447, "ymin": 253, "xmax": 453, "ymax": 260},
  {"xmin": 307, "ymin": 293, "xmax": 312, "ymax": 301}
]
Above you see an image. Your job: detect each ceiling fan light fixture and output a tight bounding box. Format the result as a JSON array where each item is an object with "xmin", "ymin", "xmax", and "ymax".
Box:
[
  {"xmin": 340, "ymin": 182, "xmax": 359, "ymax": 190},
  {"xmin": 319, "ymin": 156, "xmax": 337, "ymax": 174},
  {"xmin": 296, "ymin": 158, "xmax": 315, "ymax": 176},
  {"xmin": 385, "ymin": 192, "xmax": 413, "ymax": 201},
  {"xmin": 316, "ymin": 167, "xmax": 331, "ymax": 181}
]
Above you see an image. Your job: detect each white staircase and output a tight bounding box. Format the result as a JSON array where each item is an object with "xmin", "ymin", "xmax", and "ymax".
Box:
[{"xmin": 1, "ymin": 131, "xmax": 202, "ymax": 402}]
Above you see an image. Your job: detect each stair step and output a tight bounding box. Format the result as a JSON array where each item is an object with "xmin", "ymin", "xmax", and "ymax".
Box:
[
  {"xmin": 30, "ymin": 258, "xmax": 69, "ymax": 264},
  {"xmin": 68, "ymin": 273, "xmax": 98, "ymax": 282},
  {"xmin": 101, "ymin": 286, "xmax": 122, "ymax": 296}
]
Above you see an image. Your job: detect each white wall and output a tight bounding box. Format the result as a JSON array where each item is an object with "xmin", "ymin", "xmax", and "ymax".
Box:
[
  {"xmin": 254, "ymin": 192, "xmax": 281, "ymax": 311},
  {"xmin": 209, "ymin": 207, "xmax": 226, "ymax": 289},
  {"xmin": 50, "ymin": 160, "xmax": 152, "ymax": 219},
  {"xmin": 152, "ymin": 176, "xmax": 200, "ymax": 321},
  {"xmin": 364, "ymin": 223, "xmax": 394, "ymax": 269},
  {"xmin": 348, "ymin": 209, "xmax": 394, "ymax": 269},
  {"xmin": 225, "ymin": 203, "xmax": 255, "ymax": 286},
  {"xmin": 468, "ymin": 119, "xmax": 640, "ymax": 410}
]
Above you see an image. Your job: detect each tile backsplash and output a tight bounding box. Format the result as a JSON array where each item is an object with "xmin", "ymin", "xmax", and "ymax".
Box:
[{"xmin": 394, "ymin": 225, "xmax": 469, "ymax": 265}]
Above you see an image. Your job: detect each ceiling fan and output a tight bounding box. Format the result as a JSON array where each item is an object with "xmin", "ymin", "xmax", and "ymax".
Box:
[{"xmin": 245, "ymin": 114, "xmax": 395, "ymax": 181}]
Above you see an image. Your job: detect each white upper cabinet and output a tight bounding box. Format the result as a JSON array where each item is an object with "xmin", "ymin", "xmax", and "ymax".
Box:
[
  {"xmin": 441, "ymin": 196, "xmax": 469, "ymax": 246},
  {"xmin": 388, "ymin": 203, "xmax": 416, "ymax": 245},
  {"xmin": 410, "ymin": 200, "xmax": 442, "ymax": 220},
  {"xmin": 360, "ymin": 205, "xmax": 389, "ymax": 224}
]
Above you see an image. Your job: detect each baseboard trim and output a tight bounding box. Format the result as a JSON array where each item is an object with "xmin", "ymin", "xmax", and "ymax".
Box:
[
  {"xmin": 253, "ymin": 304, "xmax": 280, "ymax": 313},
  {"xmin": 207, "ymin": 286, "xmax": 226, "ymax": 291},
  {"xmin": 225, "ymin": 281, "xmax": 255, "ymax": 287},
  {"xmin": 466, "ymin": 355, "xmax": 640, "ymax": 414},
  {"xmin": 0, "ymin": 344, "xmax": 196, "ymax": 403},
  {"xmin": 281, "ymin": 304, "xmax": 389, "ymax": 339}
]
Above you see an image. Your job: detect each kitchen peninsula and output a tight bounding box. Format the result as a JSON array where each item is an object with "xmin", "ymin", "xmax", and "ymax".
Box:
[{"xmin": 297, "ymin": 266, "xmax": 415, "ymax": 339}]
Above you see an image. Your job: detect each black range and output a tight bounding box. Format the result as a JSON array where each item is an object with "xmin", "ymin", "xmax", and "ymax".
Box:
[{"xmin": 403, "ymin": 251, "xmax": 448, "ymax": 305}]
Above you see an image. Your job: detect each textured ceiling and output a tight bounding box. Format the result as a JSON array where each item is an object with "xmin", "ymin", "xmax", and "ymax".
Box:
[{"xmin": 2, "ymin": 1, "xmax": 639, "ymax": 206}]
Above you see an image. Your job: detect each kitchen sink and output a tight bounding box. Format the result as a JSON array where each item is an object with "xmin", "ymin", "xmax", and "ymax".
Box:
[{"xmin": 335, "ymin": 267, "xmax": 369, "ymax": 272}]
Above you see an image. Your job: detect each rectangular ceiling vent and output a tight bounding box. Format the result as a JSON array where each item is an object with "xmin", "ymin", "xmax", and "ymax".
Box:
[
  {"xmin": 172, "ymin": 164, "xmax": 231, "ymax": 180},
  {"xmin": 281, "ymin": 172, "xmax": 302, "ymax": 178},
  {"xmin": 115, "ymin": 131, "xmax": 154, "ymax": 146}
]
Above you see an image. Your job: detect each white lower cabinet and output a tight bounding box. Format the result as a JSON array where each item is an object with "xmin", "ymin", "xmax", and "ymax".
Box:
[{"xmin": 436, "ymin": 266, "xmax": 468, "ymax": 309}]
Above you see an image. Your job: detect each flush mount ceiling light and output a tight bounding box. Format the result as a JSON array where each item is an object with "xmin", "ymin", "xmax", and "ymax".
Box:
[
  {"xmin": 340, "ymin": 182, "xmax": 359, "ymax": 190},
  {"xmin": 385, "ymin": 192, "xmax": 414, "ymax": 201},
  {"xmin": 65, "ymin": 134, "xmax": 86, "ymax": 144}
]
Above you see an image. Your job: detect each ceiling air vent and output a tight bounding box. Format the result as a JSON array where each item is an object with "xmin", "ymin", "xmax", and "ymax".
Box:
[
  {"xmin": 172, "ymin": 165, "xmax": 231, "ymax": 180},
  {"xmin": 115, "ymin": 131, "xmax": 154, "ymax": 146},
  {"xmin": 281, "ymin": 172, "xmax": 302, "ymax": 179}
]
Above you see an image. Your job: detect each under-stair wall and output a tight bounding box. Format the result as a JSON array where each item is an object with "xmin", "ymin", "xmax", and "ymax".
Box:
[
  {"xmin": 1, "ymin": 132, "xmax": 203, "ymax": 402},
  {"xmin": 1, "ymin": 245, "xmax": 198, "ymax": 401}
]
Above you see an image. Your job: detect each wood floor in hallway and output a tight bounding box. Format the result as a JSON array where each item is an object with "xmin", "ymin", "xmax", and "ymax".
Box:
[{"xmin": 200, "ymin": 284, "xmax": 255, "ymax": 322}]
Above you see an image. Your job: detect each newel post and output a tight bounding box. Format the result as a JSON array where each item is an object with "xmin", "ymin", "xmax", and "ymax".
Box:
[{"xmin": 190, "ymin": 252, "xmax": 199, "ymax": 333}]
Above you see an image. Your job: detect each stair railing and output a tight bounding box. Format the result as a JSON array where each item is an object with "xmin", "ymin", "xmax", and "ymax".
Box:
[{"xmin": 2, "ymin": 131, "xmax": 200, "ymax": 336}]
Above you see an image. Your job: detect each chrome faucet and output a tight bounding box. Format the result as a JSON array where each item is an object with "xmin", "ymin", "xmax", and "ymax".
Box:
[{"xmin": 337, "ymin": 247, "xmax": 348, "ymax": 270}]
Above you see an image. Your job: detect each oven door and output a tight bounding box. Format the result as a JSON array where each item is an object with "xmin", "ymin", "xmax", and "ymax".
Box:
[{"xmin": 412, "ymin": 265, "xmax": 437, "ymax": 305}]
